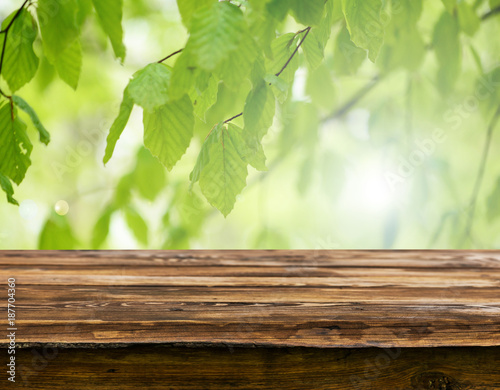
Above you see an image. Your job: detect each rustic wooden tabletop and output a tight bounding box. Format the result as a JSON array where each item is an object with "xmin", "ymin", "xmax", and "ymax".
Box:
[
  {"xmin": 1, "ymin": 250, "xmax": 499, "ymax": 348},
  {"xmin": 1, "ymin": 250, "xmax": 499, "ymax": 389}
]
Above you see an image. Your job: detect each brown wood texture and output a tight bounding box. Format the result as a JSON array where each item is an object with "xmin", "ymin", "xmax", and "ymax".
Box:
[
  {"xmin": 11, "ymin": 345, "xmax": 500, "ymax": 389},
  {"xmin": 0, "ymin": 250, "xmax": 499, "ymax": 348}
]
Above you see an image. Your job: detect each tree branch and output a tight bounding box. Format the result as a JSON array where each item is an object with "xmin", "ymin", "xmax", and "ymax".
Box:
[
  {"xmin": 462, "ymin": 106, "xmax": 500, "ymax": 244},
  {"xmin": 275, "ymin": 27, "xmax": 310, "ymax": 77},
  {"xmin": 481, "ymin": 5, "xmax": 500, "ymax": 20},
  {"xmin": 321, "ymin": 75, "xmax": 381, "ymax": 123},
  {"xmin": 158, "ymin": 48, "xmax": 183, "ymax": 63}
]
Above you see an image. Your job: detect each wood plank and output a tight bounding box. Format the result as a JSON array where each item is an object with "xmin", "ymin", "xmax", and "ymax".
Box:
[
  {"xmin": 10, "ymin": 345, "xmax": 500, "ymax": 389},
  {"xmin": 0, "ymin": 250, "xmax": 499, "ymax": 348}
]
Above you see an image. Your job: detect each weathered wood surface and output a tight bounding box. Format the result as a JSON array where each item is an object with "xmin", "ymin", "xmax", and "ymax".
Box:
[
  {"xmin": 12, "ymin": 345, "xmax": 500, "ymax": 389},
  {"xmin": 0, "ymin": 250, "xmax": 499, "ymax": 348}
]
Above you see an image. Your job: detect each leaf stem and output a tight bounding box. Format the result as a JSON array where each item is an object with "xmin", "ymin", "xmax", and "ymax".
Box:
[
  {"xmin": 158, "ymin": 48, "xmax": 184, "ymax": 63},
  {"xmin": 223, "ymin": 113, "xmax": 243, "ymax": 124},
  {"xmin": 276, "ymin": 27, "xmax": 310, "ymax": 77},
  {"xmin": 462, "ymin": 106, "xmax": 500, "ymax": 244}
]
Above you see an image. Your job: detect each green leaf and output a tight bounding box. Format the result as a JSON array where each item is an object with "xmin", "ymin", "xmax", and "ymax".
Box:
[
  {"xmin": 216, "ymin": 31, "xmax": 259, "ymax": 88},
  {"xmin": 315, "ymin": 0, "xmax": 338, "ymax": 48},
  {"xmin": 0, "ymin": 104, "xmax": 32, "ymax": 185},
  {"xmin": 189, "ymin": 123, "xmax": 221, "ymax": 184},
  {"xmin": 113, "ymin": 173, "xmax": 133, "ymax": 207},
  {"xmin": 266, "ymin": 33, "xmax": 300, "ymax": 84},
  {"xmin": 333, "ymin": 26, "xmax": 366, "ymax": 75},
  {"xmin": 342, "ymin": 0, "xmax": 385, "ymax": 62},
  {"xmin": 54, "ymin": 39, "xmax": 82, "ymax": 90},
  {"xmin": 143, "ymin": 94, "xmax": 195, "ymax": 171},
  {"xmin": 487, "ymin": 176, "xmax": 500, "ymax": 222},
  {"xmin": 38, "ymin": 213, "xmax": 78, "ymax": 250},
  {"xmin": 265, "ymin": 74, "xmax": 289, "ymax": 104},
  {"xmin": 38, "ymin": 0, "xmax": 79, "ymax": 62},
  {"xmin": 12, "ymin": 96, "xmax": 50, "ymax": 145},
  {"xmin": 457, "ymin": 1, "xmax": 480, "ymax": 36},
  {"xmin": 247, "ymin": 6, "xmax": 277, "ymax": 57},
  {"xmin": 243, "ymin": 80, "xmax": 276, "ymax": 140},
  {"xmin": 133, "ymin": 147, "xmax": 166, "ymax": 201},
  {"xmin": 442, "ymin": 0, "xmax": 456, "ymax": 13},
  {"xmin": 76, "ymin": 0, "xmax": 93, "ymax": 26},
  {"xmin": 189, "ymin": 2, "xmax": 244, "ymax": 70},
  {"xmin": 433, "ymin": 11, "xmax": 461, "ymax": 95},
  {"xmin": 199, "ymin": 124, "xmax": 248, "ymax": 217},
  {"xmin": 177, "ymin": 0, "xmax": 217, "ymax": 28},
  {"xmin": 289, "ymin": 0, "xmax": 325, "ymax": 26},
  {"xmin": 127, "ymin": 63, "xmax": 171, "ymax": 110},
  {"xmin": 91, "ymin": 205, "xmax": 115, "ymax": 248},
  {"xmin": 191, "ymin": 74, "xmax": 219, "ymax": 121},
  {"xmin": 103, "ymin": 88, "xmax": 134, "ymax": 164},
  {"xmin": 228, "ymin": 123, "xmax": 267, "ymax": 171},
  {"xmin": 0, "ymin": 9, "xmax": 39, "ymax": 92},
  {"xmin": 302, "ymin": 31, "xmax": 324, "ymax": 71},
  {"xmin": 0, "ymin": 174, "xmax": 18, "ymax": 205},
  {"xmin": 266, "ymin": 0, "xmax": 290, "ymax": 22},
  {"xmin": 491, "ymin": 0, "xmax": 500, "ymax": 8},
  {"xmin": 91, "ymin": 0, "xmax": 126, "ymax": 61},
  {"xmin": 124, "ymin": 207, "xmax": 148, "ymax": 245},
  {"xmin": 377, "ymin": 27, "xmax": 425, "ymax": 72},
  {"xmin": 169, "ymin": 47, "xmax": 198, "ymax": 100}
]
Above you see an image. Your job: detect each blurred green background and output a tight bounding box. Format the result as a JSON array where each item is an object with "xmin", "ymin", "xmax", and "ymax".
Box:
[{"xmin": 1, "ymin": 0, "xmax": 500, "ymax": 249}]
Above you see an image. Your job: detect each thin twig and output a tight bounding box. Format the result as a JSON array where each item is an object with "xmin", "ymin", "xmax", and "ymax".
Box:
[
  {"xmin": 481, "ymin": 5, "xmax": 500, "ymax": 20},
  {"xmin": 223, "ymin": 112, "xmax": 243, "ymax": 124},
  {"xmin": 321, "ymin": 75, "xmax": 381, "ymax": 123},
  {"xmin": 158, "ymin": 48, "xmax": 183, "ymax": 63},
  {"xmin": 462, "ymin": 106, "xmax": 500, "ymax": 243},
  {"xmin": 276, "ymin": 27, "xmax": 310, "ymax": 77}
]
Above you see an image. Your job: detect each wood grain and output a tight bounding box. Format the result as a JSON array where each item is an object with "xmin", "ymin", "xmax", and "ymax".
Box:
[
  {"xmin": 0, "ymin": 250, "xmax": 499, "ymax": 348},
  {"xmin": 10, "ymin": 345, "xmax": 500, "ymax": 389}
]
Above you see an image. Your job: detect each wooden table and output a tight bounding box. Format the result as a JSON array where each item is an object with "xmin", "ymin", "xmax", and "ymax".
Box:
[{"xmin": 1, "ymin": 250, "xmax": 499, "ymax": 389}]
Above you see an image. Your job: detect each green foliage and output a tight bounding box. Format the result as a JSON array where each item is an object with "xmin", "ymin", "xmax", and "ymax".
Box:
[
  {"xmin": 0, "ymin": 8, "xmax": 39, "ymax": 92},
  {"xmin": 12, "ymin": 96, "xmax": 50, "ymax": 145},
  {"xmin": 1, "ymin": 0, "xmax": 127, "ymax": 204},
  {"xmin": 289, "ymin": 0, "xmax": 325, "ymax": 26},
  {"xmin": 198, "ymin": 123, "xmax": 249, "ymax": 217},
  {"xmin": 127, "ymin": 63, "xmax": 172, "ymax": 111},
  {"xmin": 0, "ymin": 104, "xmax": 32, "ymax": 185},
  {"xmin": 0, "ymin": 173, "xmax": 17, "ymax": 205},
  {"xmin": 91, "ymin": 0, "xmax": 126, "ymax": 61},
  {"xmin": 188, "ymin": 2, "xmax": 244, "ymax": 71},
  {"xmin": 103, "ymin": 89, "xmax": 134, "ymax": 164},
  {"xmin": 39, "ymin": 213, "xmax": 78, "ymax": 250},
  {"xmin": 433, "ymin": 11, "xmax": 461, "ymax": 95},
  {"xmin": 37, "ymin": 0, "xmax": 80, "ymax": 62},
  {"xmin": 54, "ymin": 39, "xmax": 82, "ymax": 90},
  {"xmin": 1, "ymin": 0, "xmax": 500, "ymax": 249},
  {"xmin": 176, "ymin": 0, "xmax": 217, "ymax": 29},
  {"xmin": 341, "ymin": 0, "xmax": 385, "ymax": 62},
  {"xmin": 143, "ymin": 94, "xmax": 194, "ymax": 170}
]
